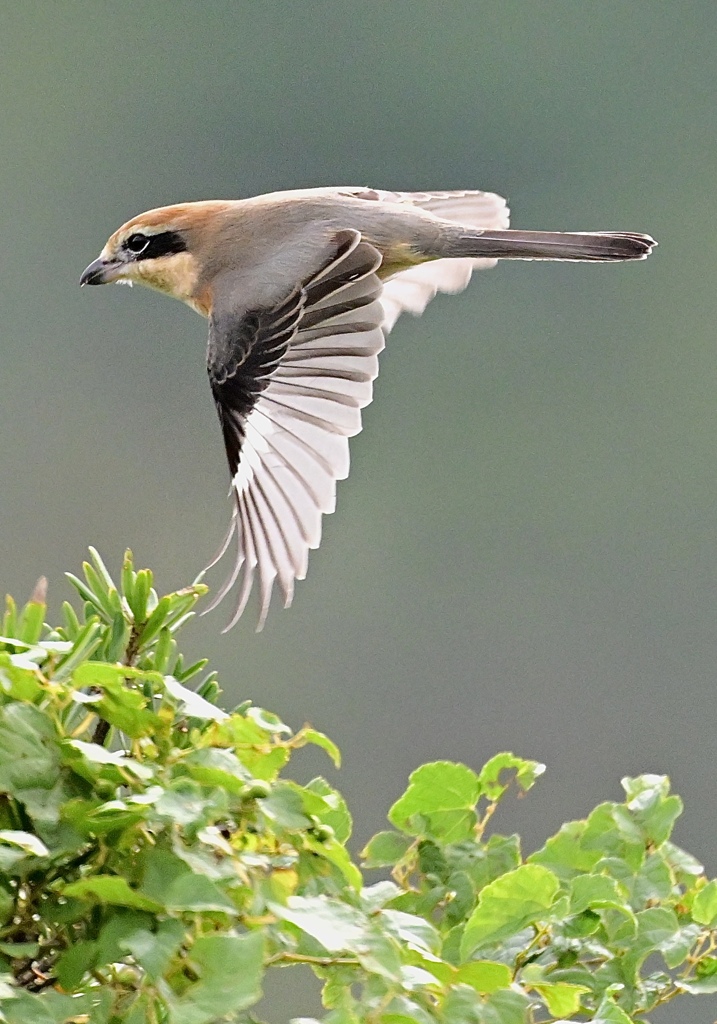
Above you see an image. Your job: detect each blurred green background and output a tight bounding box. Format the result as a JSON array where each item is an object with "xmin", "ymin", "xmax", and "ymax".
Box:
[{"xmin": 2, "ymin": 2, "xmax": 716, "ymax": 1019}]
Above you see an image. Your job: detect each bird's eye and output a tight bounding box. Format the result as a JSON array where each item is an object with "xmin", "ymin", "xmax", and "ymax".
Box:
[{"xmin": 125, "ymin": 232, "xmax": 150, "ymax": 255}]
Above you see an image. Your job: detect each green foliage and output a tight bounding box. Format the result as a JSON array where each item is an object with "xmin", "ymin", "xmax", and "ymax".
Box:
[{"xmin": 0, "ymin": 551, "xmax": 714, "ymax": 1022}]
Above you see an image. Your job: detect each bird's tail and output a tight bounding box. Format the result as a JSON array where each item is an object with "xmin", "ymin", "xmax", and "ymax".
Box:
[{"xmin": 442, "ymin": 229, "xmax": 656, "ymax": 262}]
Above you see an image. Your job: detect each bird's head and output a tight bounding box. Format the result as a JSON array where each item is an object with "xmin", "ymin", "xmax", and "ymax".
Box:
[{"xmin": 80, "ymin": 201, "xmax": 234, "ymax": 315}]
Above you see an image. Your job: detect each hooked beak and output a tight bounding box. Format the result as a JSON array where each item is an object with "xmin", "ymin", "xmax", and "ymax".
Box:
[{"xmin": 80, "ymin": 256, "xmax": 124, "ymax": 287}]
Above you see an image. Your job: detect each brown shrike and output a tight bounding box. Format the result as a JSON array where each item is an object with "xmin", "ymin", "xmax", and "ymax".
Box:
[{"xmin": 81, "ymin": 186, "xmax": 655, "ymax": 629}]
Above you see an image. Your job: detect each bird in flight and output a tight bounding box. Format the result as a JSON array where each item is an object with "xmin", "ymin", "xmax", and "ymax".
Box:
[{"xmin": 81, "ymin": 187, "xmax": 655, "ymax": 629}]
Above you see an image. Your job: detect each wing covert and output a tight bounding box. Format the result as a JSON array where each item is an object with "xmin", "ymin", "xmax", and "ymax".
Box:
[{"xmin": 337, "ymin": 187, "xmax": 510, "ymax": 329}]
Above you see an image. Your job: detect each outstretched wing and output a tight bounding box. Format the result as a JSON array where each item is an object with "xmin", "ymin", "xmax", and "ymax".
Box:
[
  {"xmin": 338, "ymin": 188, "xmax": 510, "ymax": 329},
  {"xmin": 206, "ymin": 230, "xmax": 385, "ymax": 630}
]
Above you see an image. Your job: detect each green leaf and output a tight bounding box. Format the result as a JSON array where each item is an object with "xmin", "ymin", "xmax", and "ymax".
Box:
[
  {"xmin": 633, "ymin": 851, "xmax": 673, "ymax": 905},
  {"xmin": 380, "ymin": 908, "xmax": 440, "ymax": 956},
  {"xmin": 0, "ymin": 830, "xmax": 49, "ymax": 857},
  {"xmin": 72, "ymin": 661, "xmax": 163, "ymax": 736},
  {"xmin": 661, "ymin": 922, "xmax": 702, "ymax": 968},
  {"xmin": 620, "ymin": 906, "xmax": 680, "ymax": 980},
  {"xmin": 87, "ymin": 546, "xmax": 116, "ymax": 591},
  {"xmin": 161, "ymin": 931, "xmax": 265, "ymax": 1023},
  {"xmin": 184, "ymin": 747, "xmax": 251, "ymax": 793},
  {"xmin": 122, "ymin": 919, "xmax": 186, "ymax": 980},
  {"xmin": 260, "ymin": 782, "xmax": 312, "ymax": 830},
  {"xmin": 441, "ymin": 984, "xmax": 483, "ymax": 1024},
  {"xmin": 65, "ymin": 571, "xmax": 112, "ymax": 620},
  {"xmin": 445, "ymin": 870, "xmax": 477, "ymax": 926},
  {"xmin": 246, "ymin": 705, "xmax": 292, "ymax": 734},
  {"xmin": 532, "ymin": 980, "xmax": 589, "ymax": 1018},
  {"xmin": 635, "ymin": 905, "xmax": 679, "ymax": 949},
  {"xmin": 593, "ymin": 992, "xmax": 635, "ymax": 1023},
  {"xmin": 693, "ymin": 879, "xmax": 717, "ymax": 925},
  {"xmin": 130, "ymin": 569, "xmax": 151, "ymax": 622},
  {"xmin": 663, "ymin": 840, "xmax": 703, "ymax": 879},
  {"xmin": 361, "ymin": 830, "xmax": 414, "ymax": 868},
  {"xmin": 455, "ymin": 960, "xmax": 512, "ymax": 993},
  {"xmin": 0, "ymin": 656, "xmax": 47, "ymax": 705},
  {"xmin": 161, "ymin": 872, "xmax": 237, "ymax": 913},
  {"xmin": 270, "ymin": 895, "xmax": 367, "ymax": 953},
  {"xmin": 138, "ymin": 595, "xmax": 172, "ymax": 646},
  {"xmin": 1, "ymin": 991, "xmax": 72, "ymax": 1024},
  {"xmin": 391, "ymin": 761, "xmax": 480, "ymax": 823},
  {"xmin": 481, "ymin": 987, "xmax": 531, "ymax": 1024},
  {"xmin": 569, "ymin": 874, "xmax": 625, "ymax": 914},
  {"xmin": 306, "ymin": 777, "xmax": 352, "ymax": 843},
  {"xmin": 55, "ymin": 938, "xmax": 98, "ymax": 989},
  {"xmin": 380, "ymin": 995, "xmax": 436, "ymax": 1024},
  {"xmin": 301, "ymin": 727, "xmax": 341, "ymax": 767},
  {"xmin": 66, "ymin": 739, "xmax": 154, "ymax": 779},
  {"xmin": 16, "ymin": 596, "xmax": 46, "ymax": 645},
  {"xmin": 461, "ymin": 864, "xmax": 560, "ymax": 958},
  {"xmin": 478, "ymin": 752, "xmax": 545, "ymax": 801},
  {"xmin": 164, "ymin": 676, "xmax": 229, "ymax": 721},
  {"xmin": 619, "ymin": 774, "xmax": 683, "ymax": 845},
  {"xmin": 63, "ymin": 875, "xmax": 163, "ymax": 912},
  {"xmin": 676, "ymin": 976, "xmax": 717, "ymax": 995},
  {"xmin": 139, "ymin": 845, "xmax": 237, "ymax": 911},
  {"xmin": 463, "ymin": 833, "xmax": 522, "ymax": 891},
  {"xmin": 305, "ymin": 833, "xmax": 363, "ymax": 891},
  {"xmin": 0, "ymin": 703, "xmax": 62, "ymax": 803},
  {"xmin": 354, "ymin": 923, "xmax": 404, "ymax": 982}
]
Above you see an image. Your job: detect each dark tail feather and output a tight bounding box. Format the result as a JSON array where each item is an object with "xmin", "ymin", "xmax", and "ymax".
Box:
[{"xmin": 446, "ymin": 229, "xmax": 656, "ymax": 262}]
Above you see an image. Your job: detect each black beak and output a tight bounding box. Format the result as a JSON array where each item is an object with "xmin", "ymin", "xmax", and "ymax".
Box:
[{"xmin": 80, "ymin": 257, "xmax": 120, "ymax": 286}]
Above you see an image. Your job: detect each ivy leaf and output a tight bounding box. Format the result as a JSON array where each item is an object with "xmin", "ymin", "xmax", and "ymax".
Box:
[
  {"xmin": 67, "ymin": 739, "xmax": 154, "ymax": 781},
  {"xmin": 300, "ymin": 728, "xmax": 341, "ymax": 767},
  {"xmin": 361, "ymin": 830, "xmax": 414, "ymax": 868},
  {"xmin": 461, "ymin": 864, "xmax": 560, "ymax": 958},
  {"xmin": 677, "ymin": 976, "xmax": 717, "ymax": 995},
  {"xmin": 0, "ymin": 704, "xmax": 60, "ymax": 794},
  {"xmin": 593, "ymin": 992, "xmax": 635, "ymax": 1023},
  {"xmin": 482, "ymin": 987, "xmax": 532, "ymax": 1024},
  {"xmin": 569, "ymin": 874, "xmax": 625, "ymax": 914},
  {"xmin": 161, "ymin": 873, "xmax": 237, "ymax": 914},
  {"xmin": 122, "ymin": 919, "xmax": 186, "ymax": 980},
  {"xmin": 455, "ymin": 960, "xmax": 512, "ymax": 994},
  {"xmin": 305, "ymin": 833, "xmax": 363, "ymax": 890},
  {"xmin": 160, "ymin": 931, "xmax": 265, "ymax": 1023},
  {"xmin": 692, "ymin": 879, "xmax": 717, "ymax": 925},
  {"xmin": 380, "ymin": 994, "xmax": 436, "ymax": 1023},
  {"xmin": 163, "ymin": 676, "xmax": 228, "ymax": 721},
  {"xmin": 621, "ymin": 774, "xmax": 683, "ymax": 845},
  {"xmin": 441, "ymin": 984, "xmax": 483, "ymax": 1023},
  {"xmin": 63, "ymin": 876, "xmax": 163, "ymax": 912},
  {"xmin": 389, "ymin": 761, "xmax": 480, "ymax": 840},
  {"xmin": 270, "ymin": 896, "xmax": 366, "ymax": 953},
  {"xmin": 183, "ymin": 747, "xmax": 252, "ymax": 794},
  {"xmin": 530, "ymin": 821, "xmax": 600, "ymax": 880},
  {"xmin": 380, "ymin": 908, "xmax": 441, "ymax": 956},
  {"xmin": 72, "ymin": 662, "xmax": 162, "ymax": 737},
  {"xmin": 478, "ymin": 753, "xmax": 545, "ymax": 801},
  {"xmin": 305, "ymin": 777, "xmax": 352, "ymax": 843},
  {"xmin": 54, "ymin": 939, "xmax": 98, "ymax": 989},
  {"xmin": 390, "ymin": 762, "xmax": 480, "ymax": 822},
  {"xmin": 532, "ymin": 980, "xmax": 590, "ymax": 1018},
  {"xmin": 0, "ymin": 830, "xmax": 49, "ymax": 857}
]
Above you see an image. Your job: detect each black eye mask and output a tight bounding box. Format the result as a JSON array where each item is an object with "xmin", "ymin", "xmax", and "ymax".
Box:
[{"xmin": 124, "ymin": 230, "xmax": 187, "ymax": 260}]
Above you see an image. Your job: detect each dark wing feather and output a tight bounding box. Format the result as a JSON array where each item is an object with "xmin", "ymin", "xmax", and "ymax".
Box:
[
  {"xmin": 205, "ymin": 230, "xmax": 385, "ymax": 630},
  {"xmin": 208, "ymin": 290, "xmax": 305, "ymax": 478}
]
